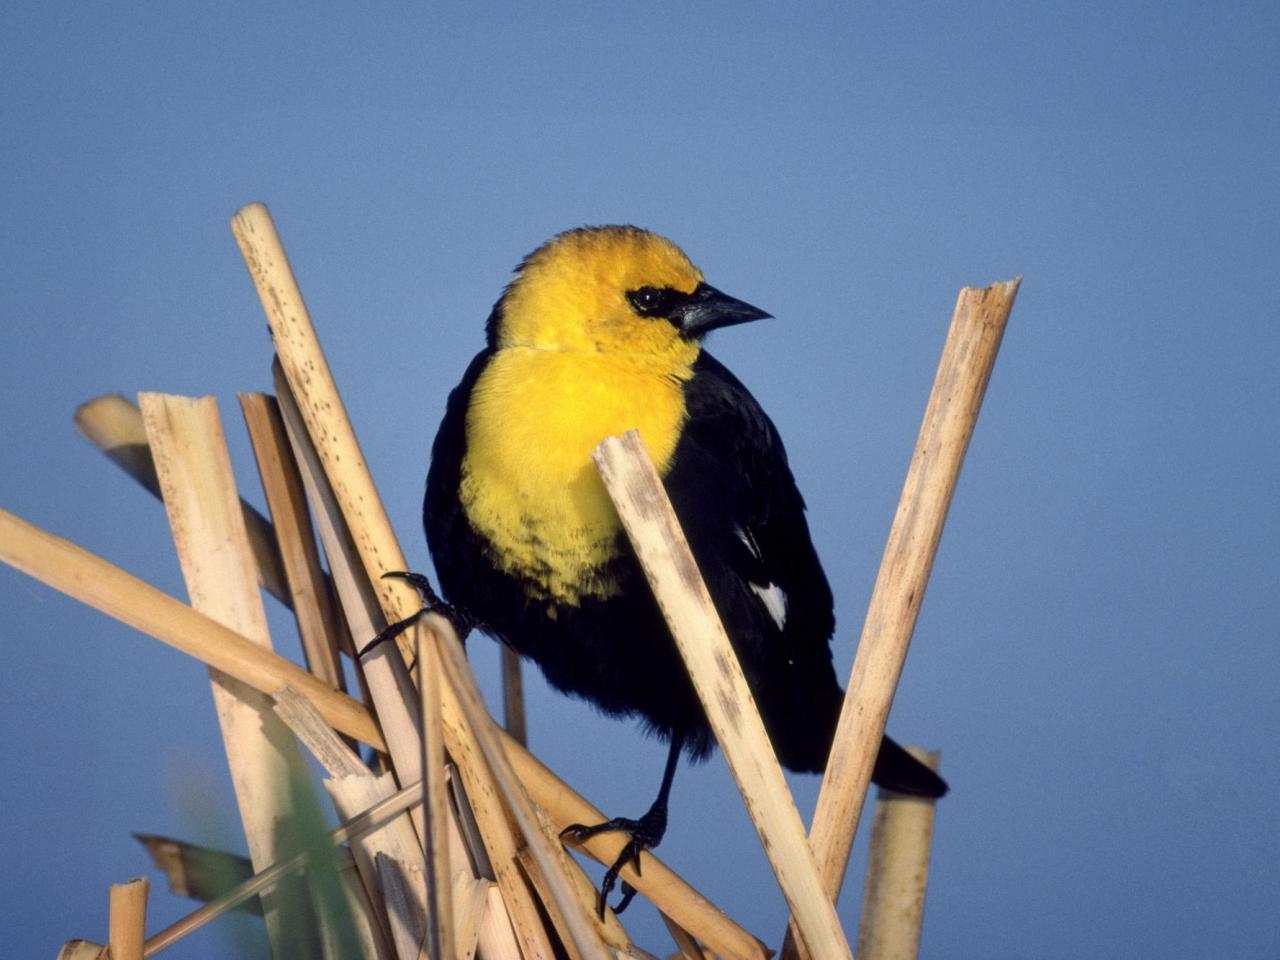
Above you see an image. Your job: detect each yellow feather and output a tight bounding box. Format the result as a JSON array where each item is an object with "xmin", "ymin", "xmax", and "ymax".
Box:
[{"xmin": 459, "ymin": 227, "xmax": 704, "ymax": 604}]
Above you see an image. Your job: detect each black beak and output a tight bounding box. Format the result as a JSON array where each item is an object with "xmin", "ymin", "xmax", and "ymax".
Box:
[{"xmin": 675, "ymin": 282, "xmax": 772, "ymax": 339}]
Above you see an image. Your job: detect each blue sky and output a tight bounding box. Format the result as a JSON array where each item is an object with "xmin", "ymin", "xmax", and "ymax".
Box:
[{"xmin": 3, "ymin": 2, "xmax": 1277, "ymax": 957}]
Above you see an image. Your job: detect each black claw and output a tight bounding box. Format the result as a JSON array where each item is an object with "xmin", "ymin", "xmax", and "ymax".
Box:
[
  {"xmin": 596, "ymin": 839, "xmax": 648, "ymax": 916},
  {"xmin": 559, "ymin": 805, "xmax": 668, "ymax": 917},
  {"xmin": 357, "ymin": 607, "xmax": 426, "ymax": 658},
  {"xmin": 381, "ymin": 570, "xmax": 437, "ymax": 596},
  {"xmin": 598, "ymin": 852, "xmax": 626, "ymax": 917},
  {"xmin": 560, "ymin": 732, "xmax": 685, "ymax": 918},
  {"xmin": 559, "ymin": 816, "xmax": 638, "ymax": 845},
  {"xmin": 358, "ymin": 571, "xmax": 478, "ymax": 659},
  {"xmin": 558, "ymin": 822, "xmax": 592, "ymax": 843},
  {"xmin": 614, "ymin": 881, "xmax": 639, "ymax": 915}
]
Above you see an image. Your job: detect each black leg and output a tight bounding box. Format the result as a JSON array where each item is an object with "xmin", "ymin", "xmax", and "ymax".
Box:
[{"xmin": 560, "ymin": 730, "xmax": 686, "ymax": 918}]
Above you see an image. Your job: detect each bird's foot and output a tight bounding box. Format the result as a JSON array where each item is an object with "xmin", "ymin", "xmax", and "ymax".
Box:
[
  {"xmin": 357, "ymin": 571, "xmax": 477, "ymax": 658},
  {"xmin": 560, "ymin": 800, "xmax": 669, "ymax": 918}
]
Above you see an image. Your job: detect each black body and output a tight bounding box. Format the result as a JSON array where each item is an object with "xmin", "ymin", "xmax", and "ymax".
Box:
[{"xmin": 425, "ymin": 347, "xmax": 947, "ymax": 795}]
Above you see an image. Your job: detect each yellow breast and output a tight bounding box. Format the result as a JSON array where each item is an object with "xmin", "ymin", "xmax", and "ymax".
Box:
[{"xmin": 460, "ymin": 346, "xmax": 691, "ymax": 604}]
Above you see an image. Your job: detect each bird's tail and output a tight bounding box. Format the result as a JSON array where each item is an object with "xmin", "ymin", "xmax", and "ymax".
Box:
[
  {"xmin": 765, "ymin": 678, "xmax": 949, "ymax": 798},
  {"xmin": 871, "ymin": 734, "xmax": 948, "ymax": 798}
]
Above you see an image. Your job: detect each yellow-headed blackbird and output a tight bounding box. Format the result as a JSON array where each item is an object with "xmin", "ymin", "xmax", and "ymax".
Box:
[{"xmin": 420, "ymin": 225, "xmax": 946, "ymax": 913}]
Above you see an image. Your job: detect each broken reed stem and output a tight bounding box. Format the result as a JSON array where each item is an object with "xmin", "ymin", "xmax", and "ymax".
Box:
[
  {"xmin": 232, "ymin": 207, "xmax": 479, "ymax": 948},
  {"xmin": 856, "ymin": 749, "xmax": 942, "ymax": 960},
  {"xmin": 376, "ymin": 854, "xmax": 427, "ymax": 959},
  {"xmin": 108, "ymin": 877, "xmax": 150, "ymax": 960},
  {"xmin": 140, "ymin": 392, "xmax": 313, "ymax": 956},
  {"xmin": 232, "ymin": 203, "xmax": 592, "ymax": 958},
  {"xmin": 521, "ymin": 806, "xmax": 634, "ymax": 956},
  {"xmin": 593, "ymin": 430, "xmax": 853, "ymax": 960},
  {"xmin": 0, "ymin": 504, "xmax": 766, "ymax": 959},
  {"xmin": 133, "ymin": 834, "xmax": 255, "ymax": 910},
  {"xmin": 240, "ymin": 392, "xmax": 349, "ymax": 690},
  {"xmin": 73, "ymin": 394, "xmax": 292, "ymax": 607},
  {"xmin": 417, "ymin": 626, "xmax": 456, "ymax": 960},
  {"xmin": 811, "ymin": 281, "xmax": 1018, "ymax": 883},
  {"xmin": 268, "ymin": 364, "xmax": 498, "ymax": 952},
  {"xmin": 451, "ymin": 873, "xmax": 493, "ymax": 960},
  {"xmin": 56, "ymin": 941, "xmax": 105, "ymax": 960},
  {"xmin": 783, "ymin": 278, "xmax": 1019, "ymax": 960},
  {"xmin": 498, "ymin": 724, "xmax": 768, "ymax": 960},
  {"xmin": 661, "ymin": 913, "xmax": 709, "ymax": 960},
  {"xmin": 430, "ymin": 611, "xmax": 612, "ymax": 960},
  {"xmin": 143, "ymin": 777, "xmax": 426, "ymax": 954},
  {"xmin": 72, "ymin": 395, "xmax": 160, "ymax": 496},
  {"xmin": 272, "ymin": 683, "xmax": 423, "ymax": 952},
  {"xmin": 230, "ymin": 202, "xmax": 422, "ymax": 649},
  {"xmin": 272, "ymin": 686, "xmax": 369, "ymax": 778},
  {"xmin": 431, "ymin": 643, "xmax": 564, "ymax": 959},
  {"xmin": 501, "ymin": 646, "xmax": 528, "ymax": 746},
  {"xmin": 268, "ymin": 366, "xmax": 426, "ymax": 791},
  {"xmin": 0, "ymin": 506, "xmax": 385, "ymax": 750},
  {"xmin": 267, "ymin": 359, "xmax": 379, "ymax": 646}
]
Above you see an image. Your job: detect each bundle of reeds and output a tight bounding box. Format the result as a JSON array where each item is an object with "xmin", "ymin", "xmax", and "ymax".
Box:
[{"xmin": 1, "ymin": 203, "xmax": 1017, "ymax": 960}]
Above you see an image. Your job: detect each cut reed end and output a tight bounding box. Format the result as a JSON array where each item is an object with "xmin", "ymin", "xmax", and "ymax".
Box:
[{"xmin": 108, "ymin": 876, "xmax": 150, "ymax": 960}]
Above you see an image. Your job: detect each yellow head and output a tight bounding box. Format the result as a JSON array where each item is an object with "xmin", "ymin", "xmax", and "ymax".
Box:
[
  {"xmin": 489, "ymin": 225, "xmax": 768, "ymax": 365},
  {"xmin": 459, "ymin": 225, "xmax": 772, "ymax": 604}
]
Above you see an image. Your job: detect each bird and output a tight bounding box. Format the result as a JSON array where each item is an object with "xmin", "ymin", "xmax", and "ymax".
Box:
[{"xmin": 418, "ymin": 225, "xmax": 947, "ymax": 915}]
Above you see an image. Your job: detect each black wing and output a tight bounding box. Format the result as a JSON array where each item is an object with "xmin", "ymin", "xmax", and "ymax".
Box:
[
  {"xmin": 668, "ymin": 352, "xmax": 948, "ymax": 797},
  {"xmin": 663, "ymin": 351, "xmax": 842, "ymax": 771},
  {"xmin": 424, "ymin": 347, "xmax": 498, "ymax": 621}
]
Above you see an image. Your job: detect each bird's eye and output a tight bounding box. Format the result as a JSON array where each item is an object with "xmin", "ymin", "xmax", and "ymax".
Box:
[{"xmin": 627, "ymin": 286, "xmax": 675, "ymax": 318}]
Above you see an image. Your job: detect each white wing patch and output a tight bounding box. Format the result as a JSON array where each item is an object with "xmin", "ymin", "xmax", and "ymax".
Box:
[
  {"xmin": 737, "ymin": 525, "xmax": 787, "ymax": 629},
  {"xmin": 750, "ymin": 581, "xmax": 788, "ymax": 630},
  {"xmin": 736, "ymin": 525, "xmax": 761, "ymax": 559}
]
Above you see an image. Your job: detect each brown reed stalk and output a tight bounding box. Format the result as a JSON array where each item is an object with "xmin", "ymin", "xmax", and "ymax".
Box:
[
  {"xmin": 55, "ymin": 941, "xmax": 105, "ymax": 959},
  {"xmin": 271, "ymin": 685, "xmax": 416, "ymax": 950},
  {"xmin": 133, "ymin": 834, "xmax": 255, "ymax": 911},
  {"xmin": 141, "ymin": 778, "xmax": 427, "ymax": 954},
  {"xmin": 270, "ymin": 369, "xmax": 525, "ymax": 958},
  {"xmin": 0, "ymin": 505, "xmax": 384, "ymax": 749},
  {"xmin": 856, "ymin": 749, "xmax": 942, "ymax": 960},
  {"xmin": 782, "ymin": 278, "xmax": 1019, "ymax": 960},
  {"xmin": 229, "ymin": 203, "xmax": 423, "ymax": 658},
  {"xmin": 240, "ymin": 392, "xmax": 349, "ymax": 690},
  {"xmin": 593, "ymin": 430, "xmax": 853, "ymax": 960},
  {"xmin": 431, "ymin": 610, "xmax": 614, "ymax": 960},
  {"xmin": 108, "ymin": 877, "xmax": 150, "ymax": 960},
  {"xmin": 501, "ymin": 646, "xmax": 528, "ymax": 746},
  {"xmin": 233, "ymin": 202, "xmax": 569, "ymax": 958},
  {"xmin": 74, "ymin": 394, "xmax": 291, "ymax": 607},
  {"xmin": 416, "ymin": 626, "xmax": 456, "ymax": 960},
  {"xmin": 660, "ymin": 913, "xmax": 709, "ymax": 960},
  {"xmin": 139, "ymin": 391, "xmax": 316, "ymax": 956},
  {"xmin": 0, "ymin": 503, "xmax": 764, "ymax": 957}
]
